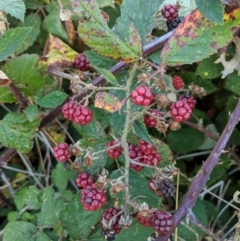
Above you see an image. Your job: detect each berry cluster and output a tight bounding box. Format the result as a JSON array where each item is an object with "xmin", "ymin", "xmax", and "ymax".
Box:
[
  {"xmin": 131, "ymin": 86, "xmax": 154, "ymax": 106},
  {"xmin": 106, "ymin": 140, "xmax": 122, "ymax": 159},
  {"xmin": 62, "ymin": 101, "xmax": 93, "ymax": 125},
  {"xmin": 129, "ymin": 140, "xmax": 161, "ymax": 171},
  {"xmin": 74, "ymin": 53, "xmax": 91, "ymax": 71},
  {"xmin": 76, "ymin": 172, "xmax": 94, "ymax": 188},
  {"xmin": 172, "ymin": 76, "xmax": 184, "ymax": 90},
  {"xmin": 53, "ymin": 143, "xmax": 71, "ymax": 162},
  {"xmin": 144, "ymin": 109, "xmax": 162, "ymax": 128}
]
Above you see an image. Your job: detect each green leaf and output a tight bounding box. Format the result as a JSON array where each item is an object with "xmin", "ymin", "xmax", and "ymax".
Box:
[
  {"xmin": 14, "ymin": 186, "xmax": 41, "ymax": 210},
  {"xmin": 133, "ymin": 120, "xmax": 154, "ymax": 145},
  {"xmin": 178, "ymin": 199, "xmax": 208, "ymax": 241},
  {"xmin": 75, "ymin": 0, "xmax": 142, "ymax": 62},
  {"xmin": 0, "ymin": 112, "xmax": 40, "ymax": 153},
  {"xmin": 224, "ymin": 70, "xmax": 240, "ymax": 95},
  {"xmin": 167, "ymin": 125, "xmax": 205, "ymax": 154},
  {"xmin": 115, "ymin": 220, "xmax": 153, "ymax": 241},
  {"xmin": 59, "ymin": 193, "xmax": 103, "ymax": 240},
  {"xmin": 197, "ymin": 124, "xmax": 217, "ymax": 150},
  {"xmin": 0, "ymin": 0, "xmax": 26, "ymax": 21},
  {"xmin": 95, "ymin": 0, "xmax": 115, "ymax": 8},
  {"xmin": 24, "ymin": 105, "xmax": 38, "ymax": 122},
  {"xmin": 37, "ymin": 187, "xmax": 63, "ymax": 227},
  {"xmin": 161, "ymin": 9, "xmax": 240, "ymax": 66},
  {"xmin": 93, "ymin": 66, "xmax": 118, "ymax": 85},
  {"xmin": 37, "ymin": 90, "xmax": 68, "ymax": 108},
  {"xmin": 16, "ymin": 14, "xmax": 41, "ymax": 55},
  {"xmin": 110, "ymin": 111, "xmax": 126, "ymax": 138},
  {"xmin": 42, "ymin": 9, "xmax": 69, "ymax": 42},
  {"xmin": 0, "ymin": 27, "xmax": 32, "ymax": 62},
  {"xmin": 195, "ymin": 0, "xmax": 224, "ymax": 24},
  {"xmin": 85, "ymin": 50, "xmax": 117, "ymax": 69},
  {"xmin": 51, "ymin": 163, "xmax": 70, "ymax": 192},
  {"xmin": 0, "ymin": 54, "xmax": 46, "ymax": 103},
  {"xmin": 114, "ymin": 0, "xmax": 164, "ymax": 43},
  {"xmin": 3, "ymin": 221, "xmax": 36, "ymax": 241},
  {"xmin": 196, "ymin": 55, "xmax": 223, "ymax": 79}
]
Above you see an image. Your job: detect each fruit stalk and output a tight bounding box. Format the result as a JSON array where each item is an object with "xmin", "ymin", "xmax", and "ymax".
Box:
[{"xmin": 156, "ymin": 98, "xmax": 240, "ymax": 241}]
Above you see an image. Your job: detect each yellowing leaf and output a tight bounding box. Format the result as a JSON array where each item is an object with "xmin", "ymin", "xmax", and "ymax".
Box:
[
  {"xmin": 45, "ymin": 35, "xmax": 78, "ymax": 67},
  {"xmin": 94, "ymin": 92, "xmax": 121, "ymax": 113}
]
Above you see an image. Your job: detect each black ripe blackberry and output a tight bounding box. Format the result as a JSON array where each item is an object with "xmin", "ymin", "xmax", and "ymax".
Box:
[
  {"xmin": 160, "ymin": 179, "xmax": 176, "ymax": 197},
  {"xmin": 166, "ymin": 16, "xmax": 184, "ymax": 32},
  {"xmin": 101, "ymin": 229, "xmax": 115, "ymax": 241}
]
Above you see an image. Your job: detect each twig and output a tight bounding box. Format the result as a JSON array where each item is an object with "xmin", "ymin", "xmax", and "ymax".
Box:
[
  {"xmin": 0, "ymin": 148, "xmax": 16, "ymax": 167},
  {"xmin": 8, "ymin": 83, "xmax": 28, "ymax": 109},
  {"xmin": 156, "ymin": 98, "xmax": 240, "ymax": 241}
]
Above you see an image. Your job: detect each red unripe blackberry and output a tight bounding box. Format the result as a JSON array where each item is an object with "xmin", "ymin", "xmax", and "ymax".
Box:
[
  {"xmin": 62, "ymin": 101, "xmax": 78, "ymax": 121},
  {"xmin": 73, "ymin": 105, "xmax": 93, "ymax": 125},
  {"xmin": 129, "ymin": 144, "xmax": 145, "ymax": 171},
  {"xmin": 101, "ymin": 207, "xmax": 122, "ymax": 234},
  {"xmin": 179, "ymin": 95, "xmax": 197, "ymax": 110},
  {"xmin": 161, "ymin": 4, "xmax": 178, "ymax": 22},
  {"xmin": 53, "ymin": 143, "xmax": 71, "ymax": 162},
  {"xmin": 74, "ymin": 53, "xmax": 91, "ymax": 71},
  {"xmin": 136, "ymin": 212, "xmax": 153, "ymax": 227},
  {"xmin": 106, "ymin": 140, "xmax": 122, "ymax": 159},
  {"xmin": 172, "ymin": 76, "xmax": 184, "ymax": 90},
  {"xmin": 144, "ymin": 149, "xmax": 161, "ymax": 166},
  {"xmin": 151, "ymin": 210, "xmax": 174, "ymax": 234},
  {"xmin": 131, "ymin": 86, "xmax": 154, "ymax": 106},
  {"xmin": 144, "ymin": 110, "xmax": 162, "ymax": 128},
  {"xmin": 138, "ymin": 140, "xmax": 154, "ymax": 155},
  {"xmin": 81, "ymin": 184, "xmax": 107, "ymax": 211},
  {"xmin": 170, "ymin": 100, "xmax": 192, "ymax": 122},
  {"xmin": 76, "ymin": 172, "xmax": 94, "ymax": 188}
]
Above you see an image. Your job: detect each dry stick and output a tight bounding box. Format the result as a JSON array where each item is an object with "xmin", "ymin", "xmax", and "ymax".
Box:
[
  {"xmin": 40, "ymin": 30, "xmax": 174, "ymax": 128},
  {"xmin": 156, "ymin": 98, "xmax": 240, "ymax": 241}
]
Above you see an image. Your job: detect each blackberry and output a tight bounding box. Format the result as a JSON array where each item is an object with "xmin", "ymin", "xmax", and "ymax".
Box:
[
  {"xmin": 166, "ymin": 16, "xmax": 184, "ymax": 32},
  {"xmin": 160, "ymin": 179, "xmax": 176, "ymax": 197},
  {"xmin": 101, "ymin": 229, "xmax": 115, "ymax": 241},
  {"xmin": 74, "ymin": 53, "xmax": 91, "ymax": 71},
  {"xmin": 161, "ymin": 4, "xmax": 178, "ymax": 22}
]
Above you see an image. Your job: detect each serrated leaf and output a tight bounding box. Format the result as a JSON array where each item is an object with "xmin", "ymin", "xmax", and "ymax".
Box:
[
  {"xmin": 178, "ymin": 199, "xmax": 208, "ymax": 240},
  {"xmin": 37, "ymin": 187, "xmax": 62, "ymax": 227},
  {"xmin": 85, "ymin": 50, "xmax": 117, "ymax": 69},
  {"xmin": 16, "ymin": 14, "xmax": 41, "ymax": 55},
  {"xmin": 110, "ymin": 111, "xmax": 126, "ymax": 138},
  {"xmin": 51, "ymin": 163, "xmax": 70, "ymax": 192},
  {"xmin": 94, "ymin": 92, "xmax": 121, "ymax": 112},
  {"xmin": 114, "ymin": 0, "xmax": 164, "ymax": 43},
  {"xmin": 198, "ymin": 124, "xmax": 217, "ymax": 150},
  {"xmin": 45, "ymin": 35, "xmax": 78, "ymax": 68},
  {"xmin": 0, "ymin": 54, "xmax": 46, "ymax": 103},
  {"xmin": 24, "ymin": 105, "xmax": 38, "ymax": 122},
  {"xmin": 167, "ymin": 125, "xmax": 205, "ymax": 154},
  {"xmin": 0, "ymin": 27, "xmax": 32, "ymax": 62},
  {"xmin": 224, "ymin": 70, "xmax": 240, "ymax": 95},
  {"xmin": 196, "ymin": 55, "xmax": 223, "ymax": 79},
  {"xmin": 161, "ymin": 9, "xmax": 240, "ymax": 66},
  {"xmin": 133, "ymin": 120, "xmax": 153, "ymax": 145},
  {"xmin": 59, "ymin": 193, "xmax": 103, "ymax": 240},
  {"xmin": 0, "ymin": 112, "xmax": 40, "ymax": 153},
  {"xmin": 14, "ymin": 186, "xmax": 41, "ymax": 210},
  {"xmin": 93, "ymin": 66, "xmax": 118, "ymax": 85},
  {"xmin": 42, "ymin": 9, "xmax": 69, "ymax": 42},
  {"xmin": 75, "ymin": 0, "xmax": 142, "ymax": 62},
  {"xmin": 0, "ymin": 0, "xmax": 25, "ymax": 21},
  {"xmin": 3, "ymin": 221, "xmax": 37, "ymax": 241},
  {"xmin": 38, "ymin": 90, "xmax": 68, "ymax": 108},
  {"xmin": 195, "ymin": 0, "xmax": 224, "ymax": 24}
]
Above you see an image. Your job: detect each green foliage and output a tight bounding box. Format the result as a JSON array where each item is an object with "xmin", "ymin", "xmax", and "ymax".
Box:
[
  {"xmin": 114, "ymin": 0, "xmax": 164, "ymax": 43},
  {"xmin": 93, "ymin": 66, "xmax": 118, "ymax": 85},
  {"xmin": 133, "ymin": 120, "xmax": 154, "ymax": 145},
  {"xmin": 224, "ymin": 71, "xmax": 240, "ymax": 95},
  {"xmin": 59, "ymin": 194, "xmax": 103, "ymax": 240},
  {"xmin": 16, "ymin": 14, "xmax": 41, "ymax": 55},
  {"xmin": 75, "ymin": 0, "xmax": 142, "ymax": 62},
  {"xmin": 0, "ymin": 54, "xmax": 46, "ymax": 103},
  {"xmin": 168, "ymin": 125, "xmax": 205, "ymax": 154},
  {"xmin": 0, "ymin": 112, "xmax": 40, "ymax": 153},
  {"xmin": 195, "ymin": 0, "xmax": 224, "ymax": 24},
  {"xmin": 0, "ymin": 0, "xmax": 26, "ymax": 21},
  {"xmin": 161, "ymin": 9, "xmax": 240, "ymax": 66},
  {"xmin": 24, "ymin": 105, "xmax": 39, "ymax": 122},
  {"xmin": 38, "ymin": 90, "xmax": 68, "ymax": 108},
  {"xmin": 0, "ymin": 27, "xmax": 32, "ymax": 62}
]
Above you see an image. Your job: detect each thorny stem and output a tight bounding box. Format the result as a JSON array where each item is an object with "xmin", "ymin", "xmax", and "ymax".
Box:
[
  {"xmin": 121, "ymin": 64, "xmax": 138, "ymax": 207},
  {"xmin": 156, "ymin": 98, "xmax": 240, "ymax": 241},
  {"xmin": 8, "ymin": 83, "xmax": 28, "ymax": 109}
]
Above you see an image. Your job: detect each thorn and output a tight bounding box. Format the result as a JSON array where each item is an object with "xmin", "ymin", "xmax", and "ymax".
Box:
[
  {"xmin": 221, "ymin": 149, "xmax": 229, "ymax": 153},
  {"xmin": 191, "ymin": 192, "xmax": 196, "ymax": 198}
]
